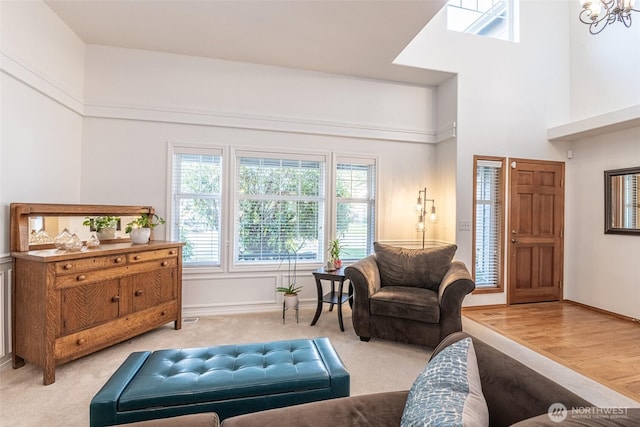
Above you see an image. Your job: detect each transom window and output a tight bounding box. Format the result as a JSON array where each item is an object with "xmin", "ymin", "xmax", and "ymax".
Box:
[{"xmin": 447, "ymin": 0, "xmax": 519, "ymax": 42}]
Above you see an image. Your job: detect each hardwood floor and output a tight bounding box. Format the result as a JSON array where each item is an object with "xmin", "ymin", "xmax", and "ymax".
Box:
[{"xmin": 463, "ymin": 302, "xmax": 640, "ymax": 403}]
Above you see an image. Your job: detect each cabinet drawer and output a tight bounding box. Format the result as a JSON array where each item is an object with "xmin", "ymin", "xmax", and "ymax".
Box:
[
  {"xmin": 55, "ymin": 255, "xmax": 126, "ymax": 275},
  {"xmin": 54, "ymin": 302, "xmax": 178, "ymax": 362},
  {"xmin": 128, "ymin": 248, "xmax": 179, "ymax": 264},
  {"xmin": 55, "ymin": 265, "xmax": 128, "ymax": 288}
]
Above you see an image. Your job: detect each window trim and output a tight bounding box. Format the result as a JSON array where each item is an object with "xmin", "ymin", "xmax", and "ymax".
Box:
[
  {"xmin": 472, "ymin": 155, "xmax": 506, "ymax": 294},
  {"xmin": 447, "ymin": 0, "xmax": 519, "ymax": 43},
  {"xmin": 231, "ymin": 148, "xmax": 328, "ymax": 269},
  {"xmin": 167, "ymin": 142, "xmax": 226, "ymax": 273},
  {"xmin": 332, "ymin": 154, "xmax": 378, "ymax": 261}
]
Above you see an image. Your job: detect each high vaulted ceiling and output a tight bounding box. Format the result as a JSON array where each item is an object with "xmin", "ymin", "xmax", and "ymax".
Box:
[{"xmin": 45, "ymin": 0, "xmax": 453, "ymax": 86}]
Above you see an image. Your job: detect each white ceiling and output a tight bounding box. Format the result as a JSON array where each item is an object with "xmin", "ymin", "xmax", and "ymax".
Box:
[{"xmin": 45, "ymin": 0, "xmax": 453, "ymax": 86}]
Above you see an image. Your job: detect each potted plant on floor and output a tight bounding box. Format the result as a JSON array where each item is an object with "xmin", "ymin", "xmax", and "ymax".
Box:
[
  {"xmin": 83, "ymin": 216, "xmax": 120, "ymax": 240},
  {"xmin": 277, "ymin": 243, "xmax": 303, "ymax": 310},
  {"xmin": 125, "ymin": 213, "xmax": 165, "ymax": 244}
]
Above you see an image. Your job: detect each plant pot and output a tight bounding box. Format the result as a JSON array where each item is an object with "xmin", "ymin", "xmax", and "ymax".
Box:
[
  {"xmin": 334, "ymin": 259, "xmax": 342, "ymax": 269},
  {"xmin": 97, "ymin": 227, "xmax": 116, "ymax": 240},
  {"xmin": 130, "ymin": 227, "xmax": 151, "ymax": 244},
  {"xmin": 326, "ymin": 260, "xmax": 335, "ymax": 271},
  {"xmin": 284, "ymin": 293, "xmax": 298, "ymax": 310}
]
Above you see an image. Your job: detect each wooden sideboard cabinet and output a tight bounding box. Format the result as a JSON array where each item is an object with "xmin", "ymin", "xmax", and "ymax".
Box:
[{"xmin": 10, "ymin": 203, "xmax": 184, "ymax": 385}]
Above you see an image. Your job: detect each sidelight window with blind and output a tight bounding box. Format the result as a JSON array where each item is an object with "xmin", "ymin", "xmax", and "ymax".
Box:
[
  {"xmin": 171, "ymin": 146, "xmax": 223, "ymax": 266},
  {"xmin": 234, "ymin": 152, "xmax": 325, "ymax": 264},
  {"xmin": 473, "ymin": 156, "xmax": 505, "ymax": 291},
  {"xmin": 335, "ymin": 158, "xmax": 376, "ymax": 260}
]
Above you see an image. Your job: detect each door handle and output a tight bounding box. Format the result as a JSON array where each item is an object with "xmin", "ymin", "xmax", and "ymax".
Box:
[{"xmin": 511, "ymin": 238, "xmax": 518, "ymax": 243}]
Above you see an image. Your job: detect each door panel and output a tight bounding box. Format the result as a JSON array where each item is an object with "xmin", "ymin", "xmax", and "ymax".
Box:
[
  {"xmin": 508, "ymin": 159, "xmax": 564, "ymax": 304},
  {"xmin": 60, "ymin": 279, "xmax": 120, "ymax": 334}
]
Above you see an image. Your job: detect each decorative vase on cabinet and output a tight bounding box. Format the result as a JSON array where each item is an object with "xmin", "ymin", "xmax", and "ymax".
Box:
[{"xmin": 130, "ymin": 228, "xmax": 151, "ymax": 244}]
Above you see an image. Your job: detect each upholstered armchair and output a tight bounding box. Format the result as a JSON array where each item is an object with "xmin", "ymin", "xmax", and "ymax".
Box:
[{"xmin": 344, "ymin": 242, "xmax": 475, "ymax": 348}]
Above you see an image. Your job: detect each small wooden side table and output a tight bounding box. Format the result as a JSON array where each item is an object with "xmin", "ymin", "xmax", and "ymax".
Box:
[{"xmin": 311, "ymin": 267, "xmax": 354, "ymax": 332}]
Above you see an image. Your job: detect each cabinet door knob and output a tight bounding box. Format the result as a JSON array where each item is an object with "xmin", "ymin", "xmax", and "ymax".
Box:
[
  {"xmin": 114, "ymin": 257, "xmax": 123, "ymax": 264},
  {"xmin": 77, "ymin": 275, "xmax": 86, "ymax": 281},
  {"xmin": 169, "ymin": 250, "xmax": 176, "ymax": 255},
  {"xmin": 111, "ymin": 295, "xmax": 120, "ymax": 302},
  {"xmin": 161, "ymin": 310, "xmax": 168, "ymax": 316},
  {"xmin": 63, "ymin": 264, "xmax": 73, "ymax": 270},
  {"xmin": 134, "ymin": 255, "xmax": 141, "ymax": 260},
  {"xmin": 135, "ymin": 290, "xmax": 143, "ymax": 296},
  {"xmin": 77, "ymin": 338, "xmax": 86, "ymax": 346},
  {"xmin": 161, "ymin": 260, "xmax": 168, "ymax": 267}
]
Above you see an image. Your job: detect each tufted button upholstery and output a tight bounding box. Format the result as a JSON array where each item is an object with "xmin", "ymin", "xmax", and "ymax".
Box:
[
  {"xmin": 90, "ymin": 337, "xmax": 349, "ymax": 427},
  {"xmin": 119, "ymin": 340, "xmax": 332, "ymax": 411}
]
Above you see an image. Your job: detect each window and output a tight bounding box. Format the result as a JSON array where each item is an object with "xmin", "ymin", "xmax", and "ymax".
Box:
[
  {"xmin": 234, "ymin": 152, "xmax": 325, "ymax": 264},
  {"xmin": 335, "ymin": 158, "xmax": 376, "ymax": 260},
  {"xmin": 171, "ymin": 146, "xmax": 223, "ymax": 266},
  {"xmin": 473, "ymin": 156, "xmax": 505, "ymax": 291},
  {"xmin": 447, "ymin": 0, "xmax": 519, "ymax": 42}
]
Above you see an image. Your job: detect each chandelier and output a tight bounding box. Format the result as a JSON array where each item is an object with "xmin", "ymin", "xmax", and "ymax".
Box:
[{"xmin": 580, "ymin": 0, "xmax": 639, "ymax": 34}]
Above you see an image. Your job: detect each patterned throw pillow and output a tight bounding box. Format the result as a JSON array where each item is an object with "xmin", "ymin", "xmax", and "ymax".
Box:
[{"xmin": 401, "ymin": 337, "xmax": 489, "ymax": 427}]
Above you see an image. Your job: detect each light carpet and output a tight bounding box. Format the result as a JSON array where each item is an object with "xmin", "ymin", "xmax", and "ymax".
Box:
[
  {"xmin": 2, "ymin": 306, "xmax": 636, "ymax": 427},
  {"xmin": 0, "ymin": 307, "xmax": 431, "ymax": 427}
]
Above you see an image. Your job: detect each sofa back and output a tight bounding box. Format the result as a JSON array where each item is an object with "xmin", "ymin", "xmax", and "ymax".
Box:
[{"xmin": 433, "ymin": 332, "xmax": 592, "ymax": 427}]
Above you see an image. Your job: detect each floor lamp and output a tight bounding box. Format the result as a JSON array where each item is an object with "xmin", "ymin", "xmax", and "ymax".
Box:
[{"xmin": 415, "ymin": 187, "xmax": 437, "ymax": 249}]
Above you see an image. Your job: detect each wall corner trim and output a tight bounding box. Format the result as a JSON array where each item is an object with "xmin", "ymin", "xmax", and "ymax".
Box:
[
  {"xmin": 0, "ymin": 50, "xmax": 85, "ymax": 115},
  {"xmin": 84, "ymin": 102, "xmax": 437, "ymax": 143}
]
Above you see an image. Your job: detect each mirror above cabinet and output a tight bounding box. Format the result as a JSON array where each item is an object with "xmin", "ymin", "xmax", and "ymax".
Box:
[
  {"xmin": 10, "ymin": 203, "xmax": 155, "ymax": 252},
  {"xmin": 604, "ymin": 167, "xmax": 640, "ymax": 235}
]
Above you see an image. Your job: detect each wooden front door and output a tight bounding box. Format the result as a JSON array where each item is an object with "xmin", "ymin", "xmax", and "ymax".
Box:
[{"xmin": 508, "ymin": 159, "xmax": 565, "ymax": 304}]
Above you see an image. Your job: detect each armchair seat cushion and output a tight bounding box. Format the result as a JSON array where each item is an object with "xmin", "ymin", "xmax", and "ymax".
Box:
[{"xmin": 370, "ymin": 286, "xmax": 440, "ymax": 323}]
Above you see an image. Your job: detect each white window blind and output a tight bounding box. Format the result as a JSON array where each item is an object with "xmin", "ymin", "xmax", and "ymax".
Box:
[
  {"xmin": 474, "ymin": 159, "xmax": 504, "ymax": 288},
  {"xmin": 235, "ymin": 152, "xmax": 325, "ymax": 264},
  {"xmin": 623, "ymin": 174, "xmax": 639, "ymax": 228},
  {"xmin": 335, "ymin": 158, "xmax": 376, "ymax": 260},
  {"xmin": 171, "ymin": 147, "xmax": 223, "ymax": 266}
]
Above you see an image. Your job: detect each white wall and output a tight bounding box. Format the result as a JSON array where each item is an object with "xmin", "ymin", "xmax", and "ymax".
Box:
[
  {"xmin": 80, "ymin": 45, "xmax": 441, "ymax": 314},
  {"xmin": 563, "ymin": 7, "xmax": 640, "ymax": 319},
  {"xmin": 396, "ymin": 0, "xmax": 572, "ymax": 306},
  {"xmin": 0, "ymin": 0, "xmax": 86, "ymax": 365},
  {"xmin": 83, "ymin": 45, "xmax": 436, "ymax": 143},
  {"xmin": 433, "ymin": 76, "xmax": 458, "ymax": 244},
  {"xmin": 1, "ymin": 0, "xmax": 85, "ymax": 256},
  {"xmin": 568, "ymin": 11, "xmax": 640, "ymax": 123},
  {"xmin": 564, "ymin": 129, "xmax": 640, "ymax": 319}
]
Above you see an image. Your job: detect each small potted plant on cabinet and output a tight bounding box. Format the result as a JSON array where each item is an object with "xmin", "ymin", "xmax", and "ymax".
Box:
[
  {"xmin": 327, "ymin": 238, "xmax": 345, "ymax": 271},
  {"xmin": 83, "ymin": 216, "xmax": 120, "ymax": 240},
  {"xmin": 125, "ymin": 213, "xmax": 165, "ymax": 244}
]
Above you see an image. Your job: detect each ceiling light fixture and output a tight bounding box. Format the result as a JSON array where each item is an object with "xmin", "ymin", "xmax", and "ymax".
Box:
[{"xmin": 580, "ymin": 0, "xmax": 638, "ymax": 34}]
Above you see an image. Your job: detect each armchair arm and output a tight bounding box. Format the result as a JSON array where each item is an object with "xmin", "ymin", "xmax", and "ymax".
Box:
[
  {"xmin": 437, "ymin": 261, "xmax": 475, "ymax": 340},
  {"xmin": 345, "ymin": 255, "xmax": 381, "ymax": 341}
]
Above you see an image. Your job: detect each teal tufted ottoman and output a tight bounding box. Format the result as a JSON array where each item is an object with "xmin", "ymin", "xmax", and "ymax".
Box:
[{"xmin": 90, "ymin": 337, "xmax": 349, "ymax": 427}]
